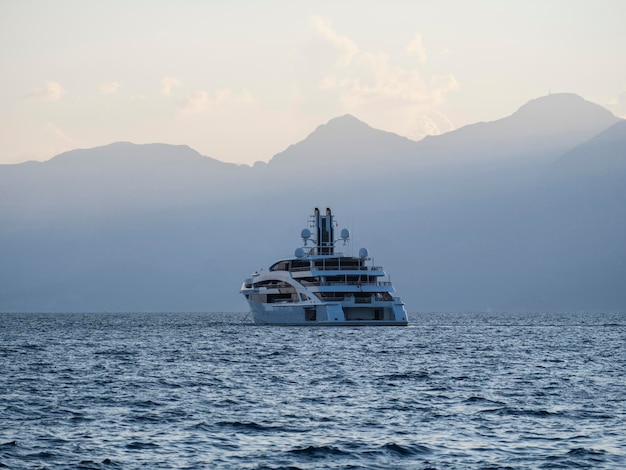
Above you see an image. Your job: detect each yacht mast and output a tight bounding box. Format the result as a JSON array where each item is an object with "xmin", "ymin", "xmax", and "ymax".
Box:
[{"xmin": 315, "ymin": 207, "xmax": 335, "ymax": 255}]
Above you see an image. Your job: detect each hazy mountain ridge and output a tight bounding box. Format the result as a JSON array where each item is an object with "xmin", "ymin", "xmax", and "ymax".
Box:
[
  {"xmin": 415, "ymin": 93, "xmax": 620, "ymax": 169},
  {"xmin": 48, "ymin": 142, "xmax": 221, "ymax": 166},
  {"xmin": 551, "ymin": 119, "xmax": 626, "ymax": 177},
  {"xmin": 268, "ymin": 114, "xmax": 418, "ymax": 168},
  {"xmin": 1, "ymin": 93, "xmax": 624, "ymax": 312}
]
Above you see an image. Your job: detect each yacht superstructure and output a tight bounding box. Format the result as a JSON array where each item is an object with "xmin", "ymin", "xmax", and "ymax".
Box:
[{"xmin": 240, "ymin": 208, "xmax": 408, "ymax": 325}]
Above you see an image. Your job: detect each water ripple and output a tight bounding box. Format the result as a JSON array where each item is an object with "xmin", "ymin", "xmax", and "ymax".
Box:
[{"xmin": 1, "ymin": 311, "xmax": 625, "ymax": 469}]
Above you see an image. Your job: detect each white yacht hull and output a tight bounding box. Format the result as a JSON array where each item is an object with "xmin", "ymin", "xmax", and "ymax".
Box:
[{"xmin": 246, "ymin": 299, "xmax": 409, "ymax": 326}]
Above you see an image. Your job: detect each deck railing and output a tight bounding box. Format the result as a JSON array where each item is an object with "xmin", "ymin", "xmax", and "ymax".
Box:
[{"xmin": 301, "ymin": 280, "xmax": 392, "ymax": 287}]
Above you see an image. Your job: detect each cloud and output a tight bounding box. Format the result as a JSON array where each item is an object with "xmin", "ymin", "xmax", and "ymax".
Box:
[
  {"xmin": 238, "ymin": 88, "xmax": 254, "ymax": 105},
  {"xmin": 161, "ymin": 76, "xmax": 181, "ymax": 96},
  {"xmin": 415, "ymin": 110, "xmax": 456, "ymax": 137},
  {"xmin": 296, "ymin": 18, "xmax": 459, "ymax": 140},
  {"xmin": 43, "ymin": 122, "xmax": 73, "ymax": 144},
  {"xmin": 177, "ymin": 88, "xmax": 254, "ymax": 115},
  {"xmin": 606, "ymin": 91, "xmax": 626, "ymax": 118},
  {"xmin": 406, "ymin": 33, "xmax": 426, "ymax": 63},
  {"xmin": 178, "ymin": 91, "xmax": 210, "ymax": 114},
  {"xmin": 216, "ymin": 88, "xmax": 232, "ymax": 103},
  {"xmin": 25, "ymin": 81, "xmax": 65, "ymax": 102},
  {"xmin": 310, "ymin": 16, "xmax": 358, "ymax": 67},
  {"xmin": 99, "ymin": 81, "xmax": 122, "ymax": 95},
  {"xmin": 39, "ymin": 122, "xmax": 75, "ymax": 160}
]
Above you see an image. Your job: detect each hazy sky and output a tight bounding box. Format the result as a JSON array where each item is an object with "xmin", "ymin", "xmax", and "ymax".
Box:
[{"xmin": 1, "ymin": 0, "xmax": 625, "ymax": 165}]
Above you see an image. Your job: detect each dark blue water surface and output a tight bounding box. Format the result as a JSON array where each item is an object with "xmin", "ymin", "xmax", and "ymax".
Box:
[{"xmin": 1, "ymin": 312, "xmax": 624, "ymax": 469}]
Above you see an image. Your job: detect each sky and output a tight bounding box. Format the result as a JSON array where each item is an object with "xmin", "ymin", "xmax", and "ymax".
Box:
[{"xmin": 1, "ymin": 0, "xmax": 625, "ymax": 166}]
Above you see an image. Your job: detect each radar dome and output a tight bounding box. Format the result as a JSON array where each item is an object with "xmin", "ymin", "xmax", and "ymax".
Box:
[
  {"xmin": 358, "ymin": 247, "xmax": 369, "ymax": 258},
  {"xmin": 301, "ymin": 228, "xmax": 311, "ymax": 240},
  {"xmin": 340, "ymin": 228, "xmax": 350, "ymax": 240},
  {"xmin": 295, "ymin": 247, "xmax": 305, "ymax": 258}
]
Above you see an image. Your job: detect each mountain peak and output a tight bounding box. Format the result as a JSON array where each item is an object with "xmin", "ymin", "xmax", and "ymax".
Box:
[
  {"xmin": 267, "ymin": 114, "xmax": 415, "ymax": 167},
  {"xmin": 436, "ymin": 93, "xmax": 621, "ymax": 152},
  {"xmin": 44, "ymin": 142, "xmax": 232, "ymax": 169},
  {"xmin": 49, "ymin": 142, "xmax": 202, "ymax": 165},
  {"xmin": 325, "ymin": 113, "xmax": 370, "ymax": 127},
  {"xmin": 306, "ymin": 114, "xmax": 375, "ymax": 141},
  {"xmin": 510, "ymin": 93, "xmax": 618, "ymax": 128}
]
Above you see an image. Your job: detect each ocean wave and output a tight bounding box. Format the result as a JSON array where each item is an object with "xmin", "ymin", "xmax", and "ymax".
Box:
[
  {"xmin": 377, "ymin": 442, "xmax": 432, "ymax": 456},
  {"xmin": 287, "ymin": 445, "xmax": 352, "ymax": 458},
  {"xmin": 1, "ymin": 311, "xmax": 624, "ymax": 469}
]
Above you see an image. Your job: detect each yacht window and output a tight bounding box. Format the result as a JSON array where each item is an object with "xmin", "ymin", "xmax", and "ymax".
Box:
[
  {"xmin": 290, "ymin": 259, "xmax": 311, "ymax": 271},
  {"xmin": 269, "ymin": 261, "xmax": 289, "ymax": 271}
]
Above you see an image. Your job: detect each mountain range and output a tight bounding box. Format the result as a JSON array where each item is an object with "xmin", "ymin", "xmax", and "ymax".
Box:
[{"xmin": 1, "ymin": 93, "xmax": 624, "ymax": 313}]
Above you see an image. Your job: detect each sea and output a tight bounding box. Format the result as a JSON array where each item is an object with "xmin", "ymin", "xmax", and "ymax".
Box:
[{"xmin": 0, "ymin": 311, "xmax": 624, "ymax": 469}]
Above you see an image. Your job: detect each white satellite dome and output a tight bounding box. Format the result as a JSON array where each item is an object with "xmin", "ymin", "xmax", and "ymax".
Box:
[{"xmin": 358, "ymin": 247, "xmax": 369, "ymax": 258}]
